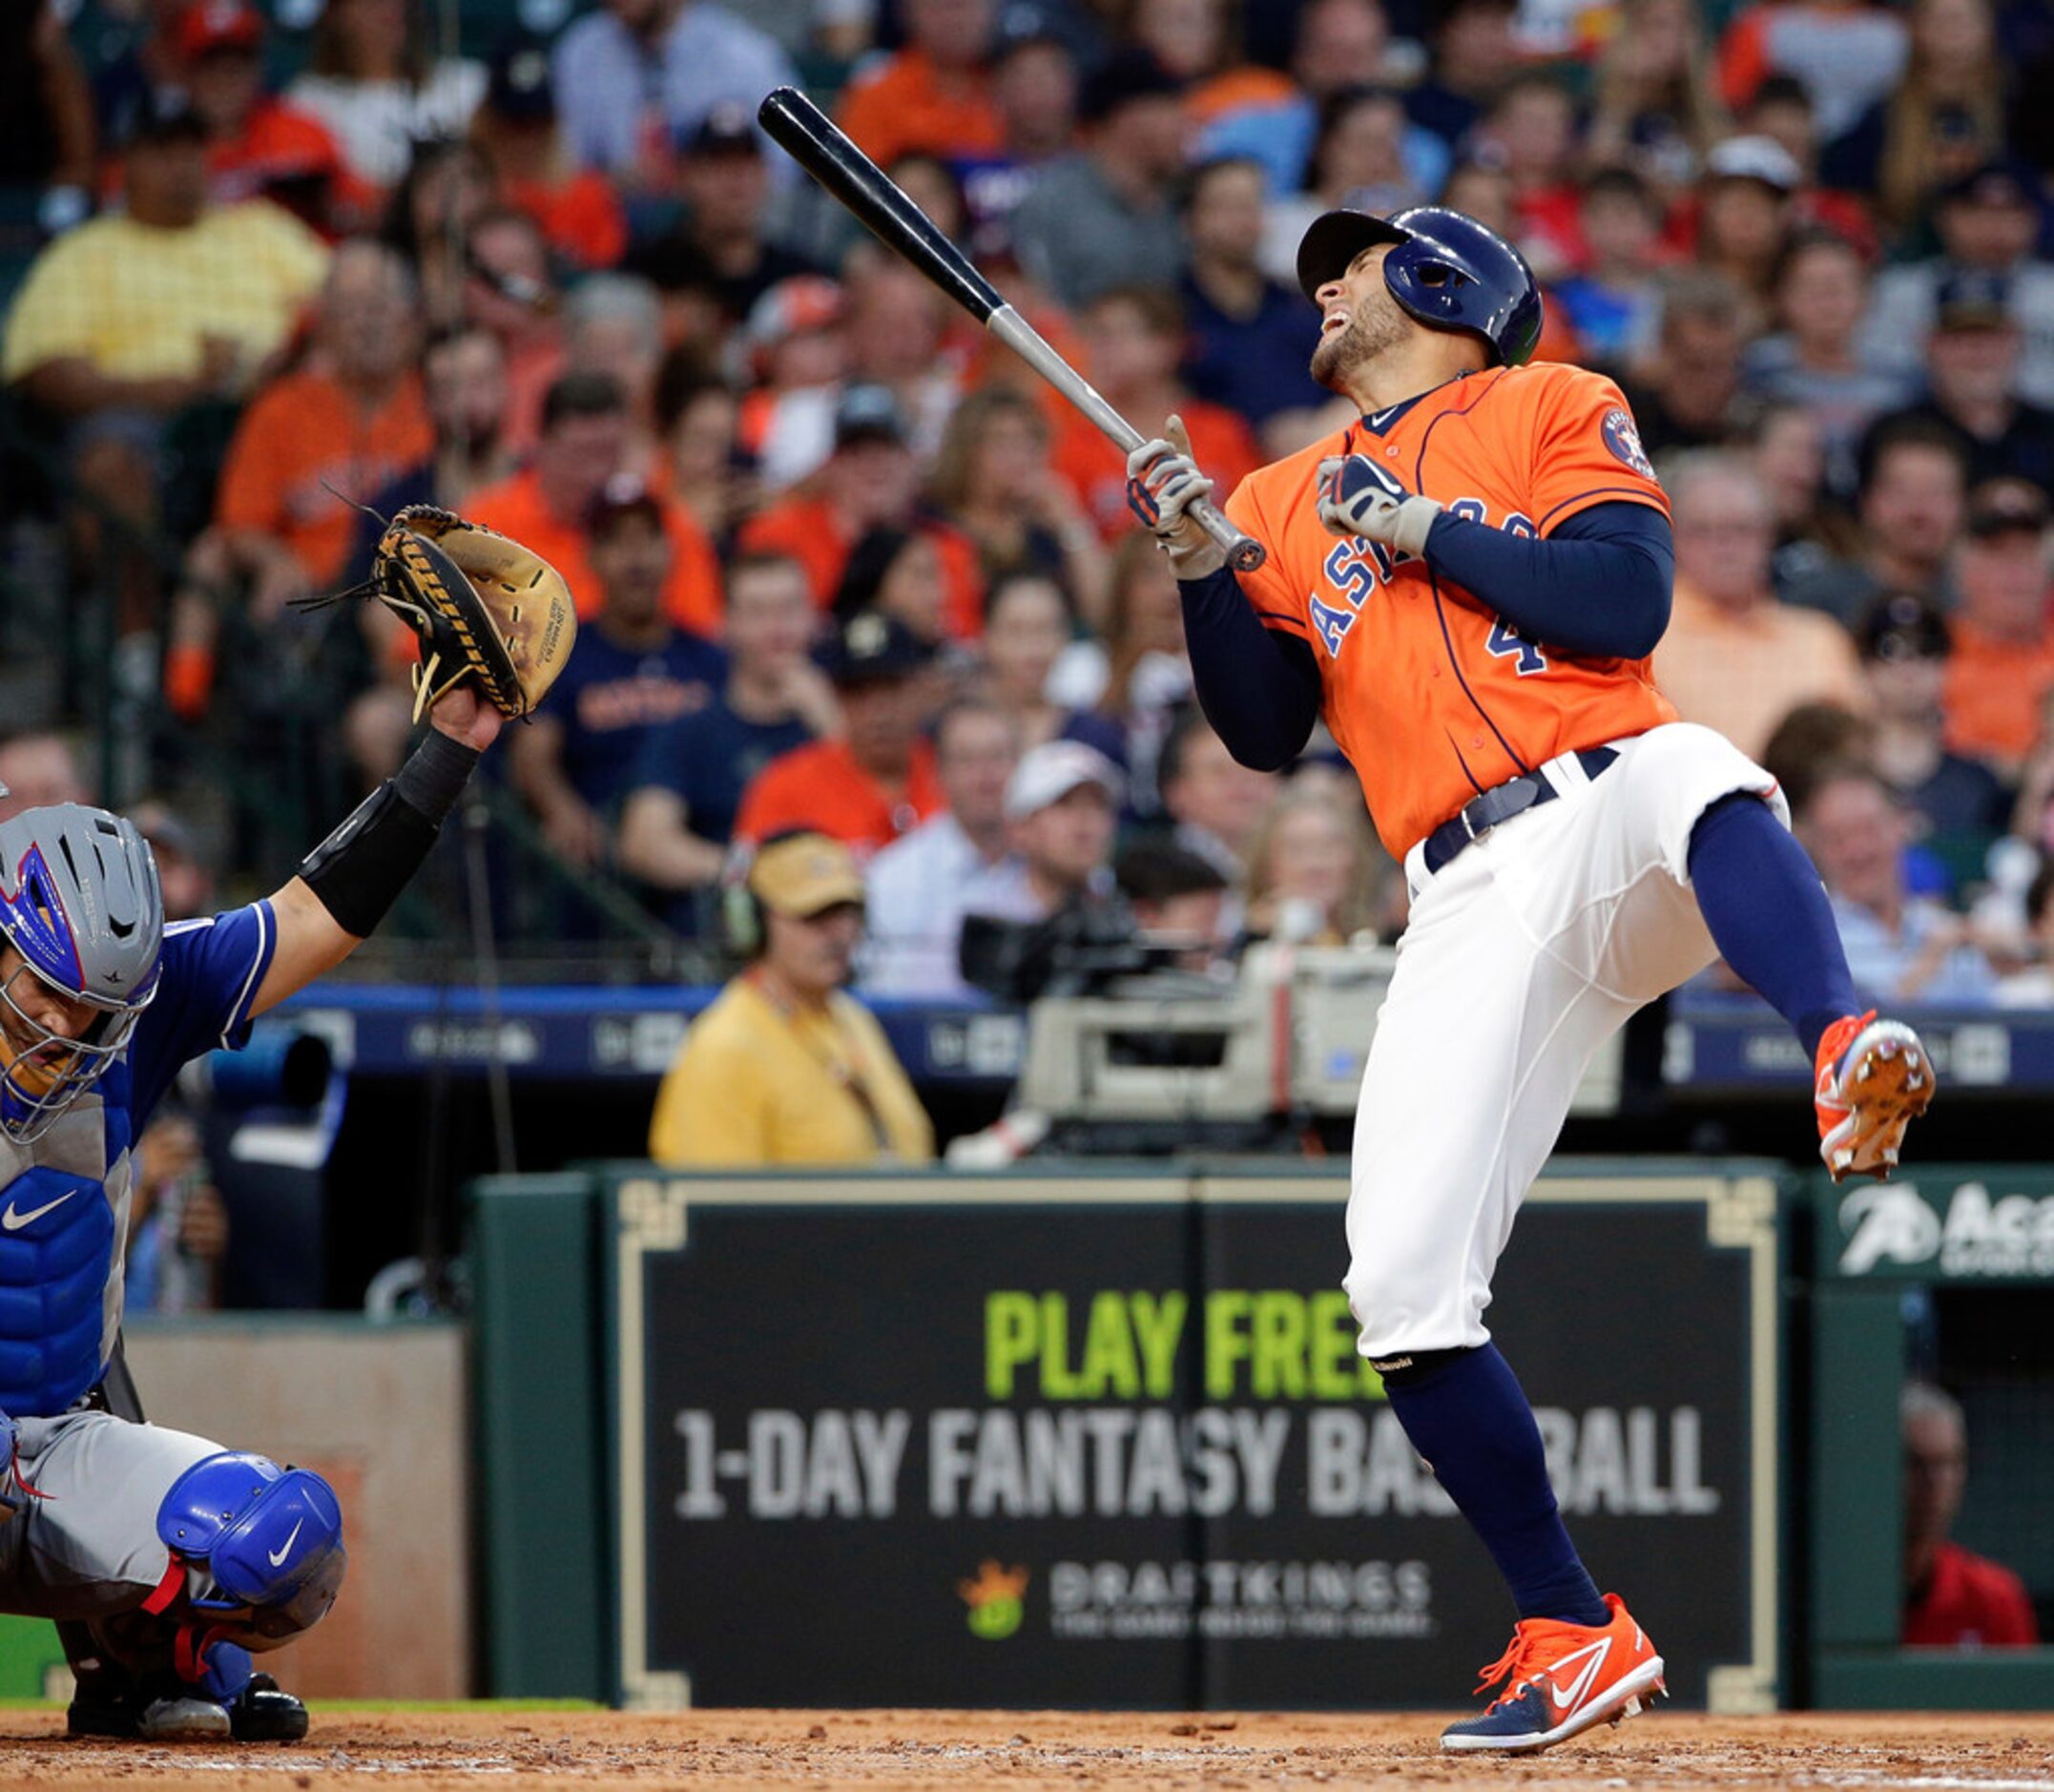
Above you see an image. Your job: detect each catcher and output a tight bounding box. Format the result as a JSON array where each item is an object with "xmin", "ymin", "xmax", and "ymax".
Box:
[{"xmin": 0, "ymin": 508, "xmax": 571, "ymax": 1741}]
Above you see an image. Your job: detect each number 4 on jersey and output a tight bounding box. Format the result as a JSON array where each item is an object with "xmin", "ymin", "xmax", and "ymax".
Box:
[{"xmin": 1487, "ymin": 618, "xmax": 1547, "ymax": 675}]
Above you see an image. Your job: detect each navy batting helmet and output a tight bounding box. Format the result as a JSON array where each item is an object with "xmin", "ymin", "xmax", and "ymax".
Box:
[{"xmin": 1297, "ymin": 205, "xmax": 1543, "ymax": 368}]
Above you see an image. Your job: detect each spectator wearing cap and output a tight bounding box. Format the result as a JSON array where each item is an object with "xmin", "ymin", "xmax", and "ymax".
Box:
[
  {"xmin": 1741, "ymin": 231, "xmax": 1916, "ymax": 495},
  {"xmin": 862, "ymin": 698, "xmax": 1036, "ymax": 998},
  {"xmin": 1406, "ymin": 0, "xmax": 1519, "ymax": 155},
  {"xmin": 551, "ymin": 0, "xmax": 795, "ymax": 191},
  {"xmin": 1716, "ymin": 0, "xmax": 1907, "ymax": 145},
  {"xmin": 1652, "ymin": 451, "xmax": 1867, "ymax": 760},
  {"xmin": 1178, "ymin": 156, "xmax": 1328, "ymax": 431},
  {"xmin": 1822, "ymin": 0, "xmax": 2007, "ymax": 229},
  {"xmin": 1787, "ymin": 418, "xmax": 1968, "ymax": 626},
  {"xmin": 1691, "ymin": 134, "xmax": 1799, "ymax": 307},
  {"xmin": 1798, "ymin": 763, "xmax": 1998, "ymax": 1007},
  {"xmin": 1872, "ymin": 276, "xmax": 2054, "ymax": 495},
  {"xmin": 729, "ymin": 276, "xmax": 849, "ymax": 493},
  {"xmin": 3, "ymin": 92, "xmax": 328, "ymax": 426},
  {"xmin": 1942, "ymin": 482, "xmax": 2054, "ymax": 775},
  {"xmin": 177, "ymin": 0, "xmax": 364, "ymax": 235},
  {"xmin": 1862, "ymin": 161, "xmax": 2054, "ymax": 409},
  {"xmin": 1550, "ymin": 168, "xmax": 1669, "ymax": 373},
  {"xmin": 737, "ymin": 383, "xmax": 979, "ymax": 632},
  {"xmin": 473, "ymin": 41, "xmax": 627, "ymax": 271},
  {"xmin": 620, "ymin": 552, "xmax": 836, "ymax": 930},
  {"xmin": 284, "ymin": 0, "xmax": 486, "ymax": 193},
  {"xmin": 1005, "ymin": 739, "xmax": 1125, "ymax": 923},
  {"xmin": 735, "ymin": 611, "xmax": 947, "ymax": 855},
  {"xmin": 1053, "ymin": 285, "xmax": 1262, "ymax": 543},
  {"xmin": 468, "ymin": 370, "xmax": 723, "ymax": 637},
  {"xmin": 1010, "ymin": 52, "xmax": 1191, "ymax": 311},
  {"xmin": 631, "ymin": 106, "xmax": 821, "ymax": 325},
  {"xmin": 509, "ymin": 477, "xmax": 726, "ymax": 867},
  {"xmin": 1732, "ymin": 74, "xmax": 1877, "ymax": 261},
  {"xmin": 837, "ymin": 0, "xmax": 1003, "ymax": 168},
  {"xmin": 1623, "ymin": 271, "xmax": 1749, "ymax": 456},
  {"xmin": 1857, "ymin": 590, "xmax": 2011, "ymax": 883},
  {"xmin": 200, "ymin": 240, "xmax": 430, "ymax": 621},
  {"xmin": 649, "ymin": 830, "xmax": 934, "ymax": 1168}
]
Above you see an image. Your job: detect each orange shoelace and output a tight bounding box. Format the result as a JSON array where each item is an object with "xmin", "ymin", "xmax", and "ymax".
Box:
[{"xmin": 1472, "ymin": 1620, "xmax": 1577, "ymax": 1706}]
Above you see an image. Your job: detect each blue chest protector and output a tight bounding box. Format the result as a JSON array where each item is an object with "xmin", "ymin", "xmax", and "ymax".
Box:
[
  {"xmin": 0, "ymin": 904, "xmax": 276, "ymax": 1418},
  {"xmin": 0, "ymin": 1073, "xmax": 135, "ymax": 1416}
]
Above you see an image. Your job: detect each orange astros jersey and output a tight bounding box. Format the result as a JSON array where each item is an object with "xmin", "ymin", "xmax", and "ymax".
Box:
[{"xmin": 1224, "ymin": 361, "xmax": 1678, "ymax": 859}]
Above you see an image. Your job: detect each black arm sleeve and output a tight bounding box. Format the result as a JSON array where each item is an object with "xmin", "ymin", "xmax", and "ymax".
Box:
[
  {"xmin": 1421, "ymin": 499, "xmax": 1674, "ymax": 660},
  {"xmin": 1176, "ymin": 564, "xmax": 1324, "ymax": 772}
]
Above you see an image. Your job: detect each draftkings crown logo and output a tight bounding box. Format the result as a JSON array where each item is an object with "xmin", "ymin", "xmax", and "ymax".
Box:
[{"xmin": 958, "ymin": 1560, "xmax": 1029, "ymax": 1640}]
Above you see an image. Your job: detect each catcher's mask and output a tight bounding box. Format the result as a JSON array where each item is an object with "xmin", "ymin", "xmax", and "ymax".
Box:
[{"xmin": 0, "ymin": 805, "xmax": 163, "ymax": 1142}]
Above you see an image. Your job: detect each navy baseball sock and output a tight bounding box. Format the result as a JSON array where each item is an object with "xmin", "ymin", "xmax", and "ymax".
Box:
[
  {"xmin": 1379, "ymin": 1344, "xmax": 1608, "ymax": 1626},
  {"xmin": 1688, "ymin": 792, "xmax": 1858, "ymax": 1060}
]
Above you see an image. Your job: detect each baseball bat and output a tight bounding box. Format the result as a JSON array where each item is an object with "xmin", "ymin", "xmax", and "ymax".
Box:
[{"xmin": 757, "ymin": 86, "xmax": 1267, "ymax": 574}]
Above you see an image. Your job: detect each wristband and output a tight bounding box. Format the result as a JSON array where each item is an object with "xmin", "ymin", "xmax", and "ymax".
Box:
[{"xmin": 300, "ymin": 731, "xmax": 481, "ymax": 937}]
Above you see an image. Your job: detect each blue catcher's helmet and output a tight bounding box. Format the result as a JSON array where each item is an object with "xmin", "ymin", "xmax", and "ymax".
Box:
[
  {"xmin": 0, "ymin": 804, "xmax": 163, "ymax": 1141},
  {"xmin": 157, "ymin": 1452, "xmax": 346, "ymax": 1647},
  {"xmin": 1297, "ymin": 205, "xmax": 1544, "ymax": 369}
]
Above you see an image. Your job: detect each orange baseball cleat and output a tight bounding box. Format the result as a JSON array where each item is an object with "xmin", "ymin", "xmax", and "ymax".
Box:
[
  {"xmin": 1442, "ymin": 1594, "xmax": 1666, "ymax": 1754},
  {"xmin": 1815, "ymin": 1011, "xmax": 1935, "ymax": 1183}
]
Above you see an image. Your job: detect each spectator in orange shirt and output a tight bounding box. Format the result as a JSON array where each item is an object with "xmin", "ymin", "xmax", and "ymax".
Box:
[
  {"xmin": 472, "ymin": 42, "xmax": 628, "ymax": 271},
  {"xmin": 467, "ymin": 370, "xmax": 723, "ymax": 636},
  {"xmin": 738, "ymin": 383, "xmax": 977, "ymax": 633},
  {"xmin": 837, "ymin": 0, "xmax": 1005, "ymax": 167},
  {"xmin": 1901, "ymin": 1380, "xmax": 2040, "ymax": 1647},
  {"xmin": 180, "ymin": 0, "xmax": 367, "ymax": 236},
  {"xmin": 1942, "ymin": 481, "xmax": 2054, "ymax": 774},
  {"xmin": 207, "ymin": 238, "xmax": 431, "ymax": 616},
  {"xmin": 1050, "ymin": 284, "xmax": 1263, "ymax": 541},
  {"xmin": 735, "ymin": 611, "xmax": 946, "ymax": 856}
]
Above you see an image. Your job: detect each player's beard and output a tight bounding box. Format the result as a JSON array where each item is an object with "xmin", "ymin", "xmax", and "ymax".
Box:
[{"xmin": 1311, "ymin": 285, "xmax": 1410, "ymax": 393}]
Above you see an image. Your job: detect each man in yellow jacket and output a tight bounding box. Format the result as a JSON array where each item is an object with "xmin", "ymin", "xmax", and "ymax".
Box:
[{"xmin": 649, "ymin": 831, "xmax": 935, "ymax": 1166}]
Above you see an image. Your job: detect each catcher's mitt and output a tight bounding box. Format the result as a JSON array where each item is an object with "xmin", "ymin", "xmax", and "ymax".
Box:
[{"xmin": 308, "ymin": 505, "xmax": 577, "ymax": 724}]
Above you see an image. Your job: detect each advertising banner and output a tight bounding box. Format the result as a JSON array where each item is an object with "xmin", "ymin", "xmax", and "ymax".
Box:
[
  {"xmin": 1818, "ymin": 1168, "xmax": 2054, "ymax": 1281},
  {"xmin": 611, "ymin": 1170, "xmax": 1778, "ymax": 1713}
]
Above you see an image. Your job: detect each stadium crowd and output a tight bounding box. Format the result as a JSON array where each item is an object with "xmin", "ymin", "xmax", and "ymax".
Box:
[{"xmin": 4, "ymin": 0, "xmax": 2054, "ymax": 1053}]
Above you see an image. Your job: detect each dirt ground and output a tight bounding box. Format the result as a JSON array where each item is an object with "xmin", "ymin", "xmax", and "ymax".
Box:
[{"xmin": 0, "ymin": 1709, "xmax": 2049, "ymax": 1790}]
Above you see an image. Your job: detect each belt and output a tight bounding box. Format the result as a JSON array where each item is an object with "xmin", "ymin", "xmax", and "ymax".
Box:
[{"xmin": 1421, "ymin": 746, "xmax": 1619, "ymax": 876}]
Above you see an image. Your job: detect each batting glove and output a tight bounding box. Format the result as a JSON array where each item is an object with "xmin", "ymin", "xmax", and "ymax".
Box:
[
  {"xmin": 1316, "ymin": 454, "xmax": 1441, "ymax": 557},
  {"xmin": 1127, "ymin": 415, "xmax": 1226, "ymax": 579}
]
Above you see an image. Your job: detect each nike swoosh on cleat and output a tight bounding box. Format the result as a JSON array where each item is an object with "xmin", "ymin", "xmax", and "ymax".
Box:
[
  {"xmin": 1547, "ymin": 1638, "xmax": 1611, "ymax": 1711},
  {"xmin": 267, "ymin": 1518, "xmax": 304, "ymax": 1567},
  {"xmin": 2, "ymin": 1189, "xmax": 78, "ymax": 1231}
]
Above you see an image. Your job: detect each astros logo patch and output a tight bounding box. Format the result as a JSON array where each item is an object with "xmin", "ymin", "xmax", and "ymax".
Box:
[{"xmin": 1601, "ymin": 408, "xmax": 1655, "ymax": 480}]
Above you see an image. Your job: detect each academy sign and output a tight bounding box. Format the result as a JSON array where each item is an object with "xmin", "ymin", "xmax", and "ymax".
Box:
[{"xmin": 1834, "ymin": 1176, "xmax": 2054, "ymax": 1280}]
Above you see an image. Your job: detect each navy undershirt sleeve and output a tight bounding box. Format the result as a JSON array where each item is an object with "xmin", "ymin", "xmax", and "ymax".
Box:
[
  {"xmin": 1421, "ymin": 498, "xmax": 1673, "ymax": 660},
  {"xmin": 1177, "ymin": 564, "xmax": 1324, "ymax": 772}
]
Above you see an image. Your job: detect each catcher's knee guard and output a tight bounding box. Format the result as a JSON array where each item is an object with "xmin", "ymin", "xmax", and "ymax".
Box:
[{"xmin": 156, "ymin": 1452, "xmax": 346, "ymax": 1648}]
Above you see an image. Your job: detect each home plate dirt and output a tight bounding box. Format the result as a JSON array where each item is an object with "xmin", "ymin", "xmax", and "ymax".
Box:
[{"xmin": 0, "ymin": 1710, "xmax": 2050, "ymax": 1789}]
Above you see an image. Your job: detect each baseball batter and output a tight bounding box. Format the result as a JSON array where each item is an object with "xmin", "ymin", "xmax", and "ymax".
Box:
[
  {"xmin": 1127, "ymin": 206, "xmax": 1934, "ymax": 1753},
  {"xmin": 0, "ymin": 677, "xmax": 505, "ymax": 1742}
]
